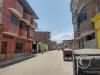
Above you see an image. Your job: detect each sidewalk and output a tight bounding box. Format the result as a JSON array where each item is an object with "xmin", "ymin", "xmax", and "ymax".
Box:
[
  {"xmin": 0, "ymin": 55, "xmax": 34, "ymax": 68},
  {"xmin": 0, "ymin": 52, "xmax": 48, "ymax": 68}
]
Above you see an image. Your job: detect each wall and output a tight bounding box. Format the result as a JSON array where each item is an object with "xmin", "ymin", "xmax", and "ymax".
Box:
[
  {"xmin": 27, "ymin": 41, "xmax": 32, "ymax": 55},
  {"xmin": 86, "ymin": 0, "xmax": 95, "ymax": 19},
  {"xmin": 2, "ymin": 0, "xmax": 19, "ymax": 34},
  {"xmin": 0, "ymin": 0, "xmax": 3, "ymax": 24},
  {"xmin": 84, "ymin": 39, "xmax": 97, "ymax": 48},
  {"xmin": 97, "ymin": 29, "xmax": 100, "ymax": 49},
  {"xmin": 2, "ymin": 35, "xmax": 16, "ymax": 60}
]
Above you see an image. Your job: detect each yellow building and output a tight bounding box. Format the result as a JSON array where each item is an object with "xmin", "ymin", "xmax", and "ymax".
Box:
[{"xmin": 92, "ymin": 14, "xmax": 100, "ymax": 49}]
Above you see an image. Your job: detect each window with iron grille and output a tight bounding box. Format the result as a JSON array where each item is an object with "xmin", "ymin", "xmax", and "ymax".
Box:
[{"xmin": 10, "ymin": 14, "xmax": 19, "ymax": 26}]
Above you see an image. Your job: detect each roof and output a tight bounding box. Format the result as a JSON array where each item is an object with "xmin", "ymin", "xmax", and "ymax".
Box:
[
  {"xmin": 18, "ymin": 0, "xmax": 39, "ymax": 19},
  {"xmin": 73, "ymin": 49, "xmax": 100, "ymax": 55}
]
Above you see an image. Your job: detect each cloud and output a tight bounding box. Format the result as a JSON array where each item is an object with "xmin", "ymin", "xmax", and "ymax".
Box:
[{"xmin": 51, "ymin": 29, "xmax": 74, "ymax": 43}]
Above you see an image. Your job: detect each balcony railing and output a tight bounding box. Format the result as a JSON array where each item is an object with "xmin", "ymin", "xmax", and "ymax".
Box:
[
  {"xmin": 19, "ymin": 29, "xmax": 27, "ymax": 38},
  {"xmin": 31, "ymin": 20, "xmax": 38, "ymax": 29}
]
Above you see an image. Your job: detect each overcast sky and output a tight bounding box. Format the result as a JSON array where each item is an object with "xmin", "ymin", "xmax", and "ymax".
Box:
[{"xmin": 28, "ymin": 0, "xmax": 74, "ymax": 43}]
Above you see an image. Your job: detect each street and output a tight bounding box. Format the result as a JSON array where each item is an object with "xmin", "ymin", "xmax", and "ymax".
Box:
[{"xmin": 0, "ymin": 50, "xmax": 73, "ymax": 75}]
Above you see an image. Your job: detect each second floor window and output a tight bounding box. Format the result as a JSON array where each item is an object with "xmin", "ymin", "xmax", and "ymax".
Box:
[
  {"xmin": 77, "ymin": 5, "xmax": 87, "ymax": 27},
  {"xmin": 19, "ymin": 21, "xmax": 27, "ymax": 30},
  {"xmin": 10, "ymin": 14, "xmax": 19, "ymax": 26}
]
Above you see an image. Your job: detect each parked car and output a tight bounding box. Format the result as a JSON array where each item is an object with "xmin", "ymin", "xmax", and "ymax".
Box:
[
  {"xmin": 62, "ymin": 48, "xmax": 73, "ymax": 61},
  {"xmin": 73, "ymin": 49, "xmax": 100, "ymax": 75}
]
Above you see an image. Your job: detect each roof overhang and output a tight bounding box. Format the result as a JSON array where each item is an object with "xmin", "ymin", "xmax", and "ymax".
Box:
[
  {"xmin": 8, "ymin": 8, "xmax": 22, "ymax": 17},
  {"xmin": 17, "ymin": 0, "xmax": 39, "ymax": 19}
]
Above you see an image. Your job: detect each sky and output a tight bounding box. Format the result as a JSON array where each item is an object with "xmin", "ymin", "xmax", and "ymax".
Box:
[{"xmin": 28, "ymin": 0, "xmax": 74, "ymax": 43}]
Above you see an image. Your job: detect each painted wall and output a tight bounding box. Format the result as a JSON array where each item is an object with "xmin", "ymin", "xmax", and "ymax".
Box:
[
  {"xmin": 2, "ymin": 36, "xmax": 16, "ymax": 60},
  {"xmin": 92, "ymin": 16, "xmax": 100, "ymax": 49},
  {"xmin": 84, "ymin": 39, "xmax": 97, "ymax": 48},
  {"xmin": 2, "ymin": 0, "xmax": 19, "ymax": 34},
  {"xmin": 97, "ymin": 30, "xmax": 100, "ymax": 48}
]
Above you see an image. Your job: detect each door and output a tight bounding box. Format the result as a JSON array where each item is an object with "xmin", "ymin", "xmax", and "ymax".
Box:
[{"xmin": 0, "ymin": 41, "xmax": 7, "ymax": 61}]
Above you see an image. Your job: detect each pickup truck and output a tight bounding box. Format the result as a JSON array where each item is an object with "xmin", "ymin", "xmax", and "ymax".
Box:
[
  {"xmin": 73, "ymin": 49, "xmax": 100, "ymax": 75},
  {"xmin": 62, "ymin": 48, "xmax": 73, "ymax": 61}
]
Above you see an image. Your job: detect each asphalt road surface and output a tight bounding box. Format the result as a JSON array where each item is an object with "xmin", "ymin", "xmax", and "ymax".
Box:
[{"xmin": 0, "ymin": 50, "xmax": 73, "ymax": 75}]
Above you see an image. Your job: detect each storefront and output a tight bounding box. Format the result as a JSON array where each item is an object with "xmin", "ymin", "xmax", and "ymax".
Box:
[
  {"xmin": 0, "ymin": 34, "xmax": 16, "ymax": 61},
  {"xmin": 0, "ymin": 33, "xmax": 33, "ymax": 62},
  {"xmin": 91, "ymin": 14, "xmax": 100, "ymax": 49}
]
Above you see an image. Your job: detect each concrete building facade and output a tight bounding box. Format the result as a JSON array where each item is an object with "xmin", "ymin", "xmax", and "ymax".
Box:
[
  {"xmin": 0, "ymin": 0, "xmax": 38, "ymax": 61},
  {"xmin": 91, "ymin": 0, "xmax": 100, "ymax": 49},
  {"xmin": 34, "ymin": 31, "xmax": 51, "ymax": 53},
  {"xmin": 63, "ymin": 40, "xmax": 76, "ymax": 50},
  {"xmin": 49, "ymin": 41, "xmax": 57, "ymax": 50},
  {"xmin": 70, "ymin": 0, "xmax": 99, "ymax": 49}
]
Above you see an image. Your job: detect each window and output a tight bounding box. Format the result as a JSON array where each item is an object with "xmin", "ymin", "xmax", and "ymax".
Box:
[
  {"xmin": 10, "ymin": 14, "xmax": 19, "ymax": 26},
  {"xmin": 30, "ymin": 28, "xmax": 35, "ymax": 34},
  {"xmin": 19, "ymin": 21, "xmax": 27, "ymax": 30},
  {"xmin": 15, "ymin": 43, "xmax": 24, "ymax": 53},
  {"xmin": 77, "ymin": 5, "xmax": 87, "ymax": 27},
  {"xmin": 85, "ymin": 33, "xmax": 95, "ymax": 41},
  {"xmin": 1, "ymin": 41, "xmax": 7, "ymax": 54}
]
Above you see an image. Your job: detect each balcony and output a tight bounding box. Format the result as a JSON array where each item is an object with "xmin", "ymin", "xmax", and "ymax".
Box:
[
  {"xmin": 8, "ymin": 8, "xmax": 22, "ymax": 18},
  {"xmin": 2, "ymin": 24, "xmax": 19, "ymax": 37},
  {"xmin": 27, "ymin": 27, "xmax": 35, "ymax": 40},
  {"xmin": 19, "ymin": 28, "xmax": 27, "ymax": 38},
  {"xmin": 30, "ymin": 20, "xmax": 38, "ymax": 29},
  {"xmin": 23, "ymin": 12, "xmax": 31, "ymax": 24},
  {"xmin": 19, "ymin": 21, "xmax": 28, "ymax": 38},
  {"xmin": 80, "ymin": 19, "xmax": 94, "ymax": 34}
]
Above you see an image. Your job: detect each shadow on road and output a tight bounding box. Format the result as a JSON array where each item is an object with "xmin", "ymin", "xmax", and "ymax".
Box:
[
  {"xmin": 64, "ymin": 58, "xmax": 73, "ymax": 62},
  {"xmin": 0, "ymin": 55, "xmax": 35, "ymax": 69}
]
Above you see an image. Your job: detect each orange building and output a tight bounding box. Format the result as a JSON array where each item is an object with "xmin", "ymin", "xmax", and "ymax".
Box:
[{"xmin": 0, "ymin": 0, "xmax": 38, "ymax": 61}]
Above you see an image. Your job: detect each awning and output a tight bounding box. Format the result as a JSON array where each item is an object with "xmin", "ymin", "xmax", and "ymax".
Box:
[
  {"xmin": 80, "ymin": 31, "xmax": 95, "ymax": 38},
  {"xmin": 2, "ymin": 32, "xmax": 33, "ymax": 41},
  {"xmin": 8, "ymin": 8, "xmax": 22, "ymax": 17},
  {"xmin": 28, "ymin": 39, "xmax": 34, "ymax": 42},
  {"xmin": 20, "ymin": 18, "xmax": 30, "ymax": 25},
  {"xmin": 30, "ymin": 24, "xmax": 36, "ymax": 29},
  {"xmin": 18, "ymin": 0, "xmax": 39, "ymax": 19},
  {"xmin": 2, "ymin": 32, "xmax": 18, "ymax": 37},
  {"xmin": 20, "ymin": 18, "xmax": 37, "ymax": 29}
]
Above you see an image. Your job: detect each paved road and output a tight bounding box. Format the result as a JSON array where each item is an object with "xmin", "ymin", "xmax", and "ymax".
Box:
[{"xmin": 0, "ymin": 50, "xmax": 73, "ymax": 75}]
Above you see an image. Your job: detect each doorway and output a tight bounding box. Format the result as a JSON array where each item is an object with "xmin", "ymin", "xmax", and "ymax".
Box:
[{"xmin": 0, "ymin": 41, "xmax": 7, "ymax": 61}]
